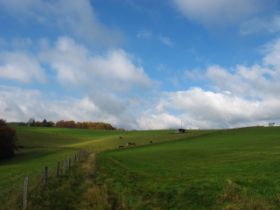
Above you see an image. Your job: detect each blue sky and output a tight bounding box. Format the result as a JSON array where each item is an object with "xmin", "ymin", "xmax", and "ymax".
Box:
[{"xmin": 1, "ymin": 0, "xmax": 280, "ymax": 129}]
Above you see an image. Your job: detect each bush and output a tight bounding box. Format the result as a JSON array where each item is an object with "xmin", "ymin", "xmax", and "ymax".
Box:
[{"xmin": 0, "ymin": 119, "xmax": 17, "ymax": 160}]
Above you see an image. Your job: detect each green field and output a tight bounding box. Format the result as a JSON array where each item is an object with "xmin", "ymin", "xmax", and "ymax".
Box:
[
  {"xmin": 0, "ymin": 126, "xmax": 119, "ymax": 207},
  {"xmin": 0, "ymin": 126, "xmax": 194, "ymax": 208},
  {"xmin": 98, "ymin": 127, "xmax": 280, "ymax": 209},
  {"xmin": 2, "ymin": 126, "xmax": 280, "ymax": 209}
]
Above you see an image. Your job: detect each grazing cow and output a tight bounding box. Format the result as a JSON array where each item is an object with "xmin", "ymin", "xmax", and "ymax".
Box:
[
  {"xmin": 176, "ymin": 128, "xmax": 186, "ymax": 133},
  {"xmin": 118, "ymin": 145, "xmax": 124, "ymax": 149},
  {"xmin": 127, "ymin": 142, "xmax": 136, "ymax": 147}
]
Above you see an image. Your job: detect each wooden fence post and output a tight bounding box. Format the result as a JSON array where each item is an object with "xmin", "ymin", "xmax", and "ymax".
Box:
[
  {"xmin": 64, "ymin": 159, "xmax": 68, "ymax": 174},
  {"xmin": 23, "ymin": 176, "xmax": 28, "ymax": 210},
  {"xmin": 43, "ymin": 166, "xmax": 48, "ymax": 185},
  {"xmin": 78, "ymin": 151, "xmax": 81, "ymax": 161},
  {"xmin": 56, "ymin": 161, "xmax": 60, "ymax": 177}
]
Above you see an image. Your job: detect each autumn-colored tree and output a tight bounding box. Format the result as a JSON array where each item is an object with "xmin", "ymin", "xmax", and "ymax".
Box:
[
  {"xmin": 56, "ymin": 120, "xmax": 115, "ymax": 130},
  {"xmin": 0, "ymin": 119, "xmax": 17, "ymax": 160},
  {"xmin": 56, "ymin": 120, "xmax": 76, "ymax": 128}
]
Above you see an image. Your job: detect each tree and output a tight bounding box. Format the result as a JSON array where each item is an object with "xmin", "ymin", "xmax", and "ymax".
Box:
[
  {"xmin": 27, "ymin": 118, "xmax": 35, "ymax": 126},
  {"xmin": 42, "ymin": 119, "xmax": 47, "ymax": 125},
  {"xmin": 0, "ymin": 119, "xmax": 17, "ymax": 160},
  {"xmin": 28, "ymin": 119, "xmax": 54, "ymax": 127}
]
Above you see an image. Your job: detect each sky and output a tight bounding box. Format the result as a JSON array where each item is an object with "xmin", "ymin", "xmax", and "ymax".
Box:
[{"xmin": 1, "ymin": 0, "xmax": 280, "ymax": 129}]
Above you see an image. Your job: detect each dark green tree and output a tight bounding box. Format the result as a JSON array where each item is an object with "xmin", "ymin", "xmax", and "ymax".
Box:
[{"xmin": 0, "ymin": 119, "xmax": 17, "ymax": 160}]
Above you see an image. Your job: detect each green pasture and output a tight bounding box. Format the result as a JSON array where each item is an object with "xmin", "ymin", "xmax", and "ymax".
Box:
[
  {"xmin": 3, "ymin": 125, "xmax": 280, "ymax": 209},
  {"xmin": 0, "ymin": 126, "xmax": 196, "ymax": 208},
  {"xmin": 98, "ymin": 127, "xmax": 280, "ymax": 209},
  {"xmin": 0, "ymin": 126, "xmax": 119, "ymax": 206}
]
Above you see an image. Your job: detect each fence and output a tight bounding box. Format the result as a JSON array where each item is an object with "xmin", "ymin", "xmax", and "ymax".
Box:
[{"xmin": 21, "ymin": 149, "xmax": 88, "ymax": 210}]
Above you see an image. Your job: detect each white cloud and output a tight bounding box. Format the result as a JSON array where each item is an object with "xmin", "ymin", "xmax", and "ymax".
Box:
[
  {"xmin": 137, "ymin": 31, "xmax": 174, "ymax": 47},
  {"xmin": 137, "ymin": 31, "xmax": 153, "ymax": 39},
  {"xmin": 263, "ymin": 38, "xmax": 280, "ymax": 70},
  {"xmin": 0, "ymin": 36, "xmax": 154, "ymax": 129},
  {"xmin": 172, "ymin": 0, "xmax": 274, "ymax": 26},
  {"xmin": 0, "ymin": 86, "xmax": 41, "ymax": 121},
  {"xmin": 0, "ymin": 85, "xmax": 120, "ymax": 125},
  {"xmin": 205, "ymin": 65, "xmax": 280, "ymax": 99},
  {"xmin": 38, "ymin": 37, "xmax": 153, "ymax": 126},
  {"xmin": 41, "ymin": 37, "xmax": 152, "ymax": 91},
  {"xmin": 158, "ymin": 36, "xmax": 174, "ymax": 47},
  {"xmin": 241, "ymin": 14, "xmax": 280, "ymax": 35},
  {"xmin": 4, "ymin": 83, "xmax": 280, "ymax": 129},
  {"xmin": 91, "ymin": 49, "xmax": 151, "ymax": 88},
  {"xmin": 137, "ymin": 113, "xmax": 181, "ymax": 130},
  {"xmin": 138, "ymin": 87, "xmax": 280, "ymax": 129},
  {"xmin": 165, "ymin": 88, "xmax": 260, "ymax": 125},
  {"xmin": 138, "ymin": 36, "xmax": 280, "ymax": 129},
  {"xmin": 185, "ymin": 37, "xmax": 280, "ymax": 100},
  {"xmin": 0, "ymin": 0, "xmax": 122, "ymax": 46},
  {"xmin": 0, "ymin": 51, "xmax": 46, "ymax": 83}
]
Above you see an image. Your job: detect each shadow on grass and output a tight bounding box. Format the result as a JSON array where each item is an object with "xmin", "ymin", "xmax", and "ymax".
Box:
[{"xmin": 0, "ymin": 148, "xmax": 74, "ymax": 166}]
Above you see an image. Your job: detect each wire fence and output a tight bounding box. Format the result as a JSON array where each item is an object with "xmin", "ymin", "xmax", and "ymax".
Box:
[{"xmin": 21, "ymin": 149, "xmax": 88, "ymax": 210}]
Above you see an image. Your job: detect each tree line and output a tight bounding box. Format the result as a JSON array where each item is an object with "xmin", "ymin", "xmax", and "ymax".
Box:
[
  {"xmin": 56, "ymin": 120, "xmax": 115, "ymax": 130},
  {"xmin": 27, "ymin": 119, "xmax": 116, "ymax": 130}
]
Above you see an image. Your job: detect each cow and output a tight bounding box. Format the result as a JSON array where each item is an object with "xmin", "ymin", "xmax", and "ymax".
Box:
[{"xmin": 127, "ymin": 142, "xmax": 136, "ymax": 147}]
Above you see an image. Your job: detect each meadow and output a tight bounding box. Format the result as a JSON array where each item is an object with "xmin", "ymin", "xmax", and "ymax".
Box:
[
  {"xmin": 98, "ymin": 127, "xmax": 280, "ymax": 209},
  {"xmin": 0, "ymin": 125, "xmax": 195, "ymax": 209},
  {"xmin": 2, "ymin": 125, "xmax": 280, "ymax": 209}
]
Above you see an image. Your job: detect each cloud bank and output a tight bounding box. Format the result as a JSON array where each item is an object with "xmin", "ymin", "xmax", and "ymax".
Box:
[
  {"xmin": 138, "ymin": 37, "xmax": 280, "ymax": 129},
  {"xmin": 2, "ymin": 35, "xmax": 280, "ymax": 129},
  {"xmin": 172, "ymin": 0, "xmax": 275, "ymax": 26}
]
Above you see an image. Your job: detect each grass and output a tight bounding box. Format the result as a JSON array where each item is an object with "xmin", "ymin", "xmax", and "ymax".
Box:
[
  {"xmin": 98, "ymin": 126, "xmax": 280, "ymax": 209},
  {"xmin": 27, "ymin": 153, "xmax": 125, "ymax": 210},
  {"xmin": 1, "ymin": 126, "xmax": 196, "ymax": 209},
  {"xmin": 0, "ymin": 126, "xmax": 121, "ymax": 208},
  {"xmin": 4, "ymin": 125, "xmax": 280, "ymax": 209}
]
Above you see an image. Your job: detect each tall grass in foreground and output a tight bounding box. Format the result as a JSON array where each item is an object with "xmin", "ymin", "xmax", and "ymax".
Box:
[{"xmin": 28, "ymin": 153, "xmax": 129, "ymax": 210}]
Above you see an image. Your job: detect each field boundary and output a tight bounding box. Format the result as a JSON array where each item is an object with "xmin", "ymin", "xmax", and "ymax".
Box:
[{"xmin": 17, "ymin": 149, "xmax": 88, "ymax": 210}]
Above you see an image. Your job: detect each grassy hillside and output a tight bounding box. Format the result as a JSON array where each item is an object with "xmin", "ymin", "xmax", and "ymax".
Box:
[
  {"xmin": 0, "ymin": 126, "xmax": 198, "ymax": 208},
  {"xmin": 98, "ymin": 127, "xmax": 280, "ymax": 209},
  {"xmin": 4, "ymin": 126, "xmax": 279, "ymax": 209},
  {"xmin": 0, "ymin": 126, "xmax": 121, "ymax": 207}
]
